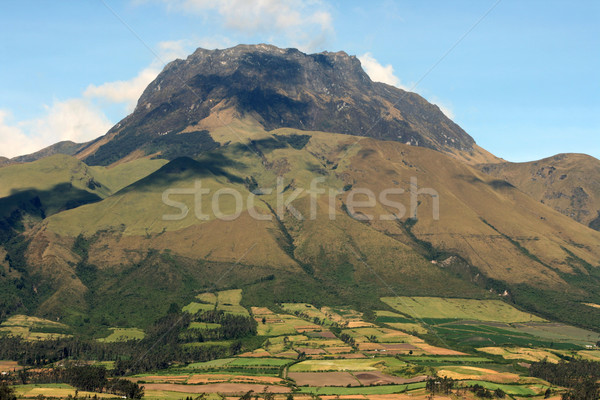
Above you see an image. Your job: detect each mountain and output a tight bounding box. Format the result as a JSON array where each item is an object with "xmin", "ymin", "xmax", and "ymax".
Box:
[
  {"xmin": 0, "ymin": 44, "xmax": 598, "ymax": 335},
  {"xmin": 76, "ymin": 44, "xmax": 498, "ymax": 167},
  {"xmin": 11, "ymin": 141, "xmax": 89, "ymax": 164},
  {"xmin": 479, "ymin": 153, "xmax": 600, "ymax": 231}
]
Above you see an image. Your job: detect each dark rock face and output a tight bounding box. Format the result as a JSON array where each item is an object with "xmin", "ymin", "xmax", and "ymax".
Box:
[{"xmin": 84, "ymin": 44, "xmax": 475, "ymax": 165}]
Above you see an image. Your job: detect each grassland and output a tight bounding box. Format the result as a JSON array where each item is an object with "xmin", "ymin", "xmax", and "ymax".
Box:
[
  {"xmin": 0, "ymin": 315, "xmax": 71, "ymax": 340},
  {"xmin": 14, "ymin": 384, "xmax": 115, "ymax": 399},
  {"xmin": 97, "ymin": 327, "xmax": 145, "ymax": 343},
  {"xmin": 184, "ymin": 289, "xmax": 249, "ymax": 316},
  {"xmin": 289, "ymin": 358, "xmax": 406, "ymax": 372},
  {"xmin": 381, "ymin": 296, "xmax": 544, "ymax": 322}
]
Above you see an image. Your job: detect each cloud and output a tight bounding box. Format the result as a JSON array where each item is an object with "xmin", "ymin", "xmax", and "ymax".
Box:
[
  {"xmin": 0, "ymin": 100, "xmax": 113, "ymax": 158},
  {"xmin": 0, "ymin": 39, "xmax": 197, "ymax": 159},
  {"xmin": 84, "ymin": 67, "xmax": 158, "ymax": 113},
  {"xmin": 428, "ymin": 96, "xmax": 455, "ymax": 119},
  {"xmin": 358, "ymin": 53, "xmax": 407, "ymax": 90},
  {"xmin": 154, "ymin": 0, "xmax": 333, "ymax": 51},
  {"xmin": 359, "ymin": 53, "xmax": 456, "ymax": 120},
  {"xmin": 84, "ymin": 39, "xmax": 192, "ymax": 113}
]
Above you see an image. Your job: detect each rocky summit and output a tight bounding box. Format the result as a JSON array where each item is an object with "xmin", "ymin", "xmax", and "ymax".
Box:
[{"xmin": 80, "ymin": 44, "xmax": 479, "ymax": 166}]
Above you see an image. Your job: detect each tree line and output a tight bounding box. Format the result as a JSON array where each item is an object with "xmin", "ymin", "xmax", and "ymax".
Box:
[{"xmin": 530, "ymin": 359, "xmax": 600, "ymax": 400}]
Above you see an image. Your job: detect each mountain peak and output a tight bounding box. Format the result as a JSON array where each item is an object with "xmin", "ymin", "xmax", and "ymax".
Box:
[{"xmin": 82, "ymin": 44, "xmax": 479, "ymax": 166}]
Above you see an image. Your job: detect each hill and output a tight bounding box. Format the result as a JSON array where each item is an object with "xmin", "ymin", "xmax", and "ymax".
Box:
[
  {"xmin": 479, "ymin": 153, "xmax": 600, "ymax": 231},
  {"xmin": 0, "ymin": 44, "xmax": 597, "ymax": 338},
  {"xmin": 18, "ymin": 124, "xmax": 600, "ymax": 332},
  {"xmin": 74, "ymin": 44, "xmax": 498, "ymax": 167}
]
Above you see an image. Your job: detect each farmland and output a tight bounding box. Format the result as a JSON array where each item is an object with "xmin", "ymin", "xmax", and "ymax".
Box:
[{"xmin": 2, "ymin": 294, "xmax": 598, "ymax": 399}]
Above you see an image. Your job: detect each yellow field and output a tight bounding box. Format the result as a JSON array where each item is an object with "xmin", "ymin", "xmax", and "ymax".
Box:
[
  {"xmin": 381, "ymin": 297, "xmax": 545, "ymax": 322},
  {"xmin": 97, "ymin": 328, "xmax": 145, "ymax": 342},
  {"xmin": 436, "ymin": 365, "xmax": 520, "ymax": 383},
  {"xmin": 0, "ymin": 315, "xmax": 71, "ymax": 340},
  {"xmin": 15, "ymin": 384, "xmax": 114, "ymax": 398},
  {"xmin": 477, "ymin": 347, "xmax": 561, "ymax": 363}
]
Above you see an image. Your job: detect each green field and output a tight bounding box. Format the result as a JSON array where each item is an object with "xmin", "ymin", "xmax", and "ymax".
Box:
[
  {"xmin": 381, "ymin": 296, "xmax": 545, "ymax": 323},
  {"xmin": 0, "ymin": 315, "xmax": 72, "ymax": 340},
  {"xmin": 97, "ymin": 328, "xmax": 145, "ymax": 343},
  {"xmin": 189, "ymin": 322, "xmax": 221, "ymax": 330},
  {"xmin": 182, "ymin": 302, "xmax": 215, "ymax": 314},
  {"xmin": 289, "ymin": 358, "xmax": 405, "ymax": 372},
  {"xmin": 458, "ymin": 380, "xmax": 544, "ymax": 396},
  {"xmin": 189, "ymin": 357, "xmax": 291, "ymax": 369},
  {"xmin": 297, "ymin": 382, "xmax": 427, "ymax": 395}
]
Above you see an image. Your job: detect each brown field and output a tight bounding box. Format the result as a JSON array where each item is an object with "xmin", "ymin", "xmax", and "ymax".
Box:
[
  {"xmin": 354, "ymin": 371, "xmax": 427, "ymax": 386},
  {"xmin": 436, "ymin": 366, "xmax": 520, "ymax": 383},
  {"xmin": 413, "ymin": 343, "xmax": 467, "ymax": 355},
  {"xmin": 251, "ymin": 307, "xmax": 274, "ymax": 314},
  {"xmin": 296, "ymin": 347, "xmax": 326, "ymax": 355},
  {"xmin": 187, "ymin": 374, "xmax": 284, "ymax": 385},
  {"xmin": 237, "ymin": 349, "xmax": 272, "ymax": 357},
  {"xmin": 288, "ymin": 372, "xmax": 359, "ymax": 386},
  {"xmin": 132, "ymin": 375, "xmax": 188, "ymax": 383},
  {"xmin": 143, "ymin": 383, "xmax": 291, "ymax": 394},
  {"xmin": 0, "ymin": 361, "xmax": 21, "ymax": 372},
  {"xmin": 347, "ymin": 321, "xmax": 374, "ymax": 328},
  {"xmin": 325, "ymin": 346, "xmax": 354, "ymax": 354},
  {"xmin": 477, "ymin": 347, "xmax": 561, "ymax": 363},
  {"xmin": 357, "ymin": 343, "xmax": 385, "ymax": 351},
  {"xmin": 382, "ymin": 343, "xmax": 418, "ymax": 350},
  {"xmin": 333, "ymin": 353, "xmax": 368, "ymax": 359}
]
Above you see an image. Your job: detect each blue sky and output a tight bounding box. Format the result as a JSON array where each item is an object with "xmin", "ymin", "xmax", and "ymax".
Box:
[{"xmin": 0, "ymin": 0, "xmax": 598, "ymax": 161}]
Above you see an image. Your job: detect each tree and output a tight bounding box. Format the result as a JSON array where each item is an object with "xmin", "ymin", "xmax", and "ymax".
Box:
[{"xmin": 0, "ymin": 382, "xmax": 16, "ymax": 400}]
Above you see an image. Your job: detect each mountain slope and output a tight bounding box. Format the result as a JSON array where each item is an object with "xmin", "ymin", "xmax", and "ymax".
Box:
[
  {"xmin": 21, "ymin": 125, "xmax": 600, "ymax": 331},
  {"xmin": 479, "ymin": 153, "xmax": 600, "ymax": 231},
  {"xmin": 1, "ymin": 44, "xmax": 597, "ymax": 336},
  {"xmin": 76, "ymin": 44, "xmax": 498, "ymax": 167}
]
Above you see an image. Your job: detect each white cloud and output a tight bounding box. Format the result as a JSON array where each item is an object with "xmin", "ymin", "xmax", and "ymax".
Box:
[
  {"xmin": 84, "ymin": 67, "xmax": 158, "ymax": 113},
  {"xmin": 84, "ymin": 39, "xmax": 192, "ymax": 113},
  {"xmin": 0, "ymin": 38, "xmax": 199, "ymax": 159},
  {"xmin": 359, "ymin": 53, "xmax": 456, "ymax": 120},
  {"xmin": 358, "ymin": 53, "xmax": 407, "ymax": 90},
  {"xmin": 154, "ymin": 0, "xmax": 333, "ymax": 51},
  {"xmin": 0, "ymin": 100, "xmax": 112, "ymax": 159}
]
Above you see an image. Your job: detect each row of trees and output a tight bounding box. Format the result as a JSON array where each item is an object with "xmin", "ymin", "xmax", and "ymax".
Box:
[
  {"xmin": 0, "ymin": 365, "xmax": 143, "ymax": 399},
  {"xmin": 530, "ymin": 360, "xmax": 600, "ymax": 400}
]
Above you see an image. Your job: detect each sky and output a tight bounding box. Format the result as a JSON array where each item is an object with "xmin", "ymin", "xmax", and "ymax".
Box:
[{"xmin": 0, "ymin": 0, "xmax": 598, "ymax": 162}]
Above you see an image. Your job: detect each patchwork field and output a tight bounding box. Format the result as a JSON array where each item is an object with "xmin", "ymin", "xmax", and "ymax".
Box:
[
  {"xmin": 0, "ymin": 315, "xmax": 71, "ymax": 340},
  {"xmin": 183, "ymin": 289, "xmax": 249, "ymax": 316},
  {"xmin": 3, "ymin": 295, "xmax": 596, "ymax": 399}
]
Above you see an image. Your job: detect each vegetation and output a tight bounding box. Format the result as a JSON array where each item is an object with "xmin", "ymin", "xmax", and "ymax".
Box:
[{"xmin": 530, "ymin": 359, "xmax": 600, "ymax": 398}]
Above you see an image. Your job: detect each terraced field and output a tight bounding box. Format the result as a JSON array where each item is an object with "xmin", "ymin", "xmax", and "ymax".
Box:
[{"xmin": 4, "ymin": 294, "xmax": 598, "ymax": 399}]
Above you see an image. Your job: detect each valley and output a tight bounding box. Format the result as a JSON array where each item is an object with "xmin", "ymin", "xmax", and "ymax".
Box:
[{"xmin": 2, "ymin": 288, "xmax": 600, "ymax": 399}]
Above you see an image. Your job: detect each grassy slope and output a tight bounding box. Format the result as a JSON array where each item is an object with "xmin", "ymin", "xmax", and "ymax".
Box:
[
  {"xmin": 381, "ymin": 297, "xmax": 544, "ymax": 322},
  {"xmin": 478, "ymin": 153, "xmax": 600, "ymax": 230},
  {"xmin": 0, "ymin": 154, "xmax": 109, "ymax": 199},
  {"xmin": 89, "ymin": 157, "xmax": 168, "ymax": 193},
  {"xmin": 12, "ymin": 122, "xmax": 600, "ymax": 331}
]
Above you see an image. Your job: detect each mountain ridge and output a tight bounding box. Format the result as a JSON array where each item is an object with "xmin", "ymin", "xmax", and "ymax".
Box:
[{"xmin": 73, "ymin": 44, "xmax": 497, "ymax": 166}]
